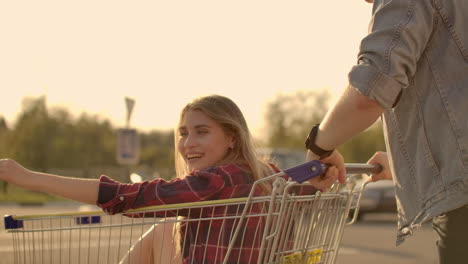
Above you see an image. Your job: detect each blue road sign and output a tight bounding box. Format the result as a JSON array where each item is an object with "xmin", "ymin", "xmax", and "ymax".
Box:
[{"xmin": 116, "ymin": 128, "xmax": 140, "ymax": 165}]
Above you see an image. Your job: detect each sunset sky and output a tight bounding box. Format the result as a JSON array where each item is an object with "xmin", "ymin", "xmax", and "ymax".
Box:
[{"xmin": 0, "ymin": 1, "xmax": 372, "ymax": 136}]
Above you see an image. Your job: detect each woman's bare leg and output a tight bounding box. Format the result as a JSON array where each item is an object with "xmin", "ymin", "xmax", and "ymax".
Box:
[
  {"xmin": 151, "ymin": 221, "xmax": 182, "ymax": 264},
  {"xmin": 119, "ymin": 219, "xmax": 181, "ymax": 264}
]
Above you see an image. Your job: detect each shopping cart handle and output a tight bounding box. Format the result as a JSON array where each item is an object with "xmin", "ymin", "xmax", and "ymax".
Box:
[
  {"xmin": 345, "ymin": 163, "xmax": 383, "ymax": 175},
  {"xmin": 283, "ymin": 160, "xmax": 324, "ymax": 183},
  {"xmin": 283, "ymin": 161, "xmax": 383, "ymax": 183}
]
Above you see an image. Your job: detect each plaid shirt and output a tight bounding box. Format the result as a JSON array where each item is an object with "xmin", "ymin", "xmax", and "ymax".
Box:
[{"xmin": 97, "ymin": 164, "xmax": 316, "ymax": 263}]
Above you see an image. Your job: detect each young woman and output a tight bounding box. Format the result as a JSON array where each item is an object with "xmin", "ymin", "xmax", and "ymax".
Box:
[{"xmin": 0, "ymin": 95, "xmax": 338, "ymax": 263}]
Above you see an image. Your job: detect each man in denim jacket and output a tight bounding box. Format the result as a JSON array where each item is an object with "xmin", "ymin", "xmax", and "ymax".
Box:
[{"xmin": 305, "ymin": 0, "xmax": 468, "ymax": 263}]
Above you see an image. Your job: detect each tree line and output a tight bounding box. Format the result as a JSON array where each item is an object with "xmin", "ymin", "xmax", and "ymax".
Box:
[{"xmin": 263, "ymin": 89, "xmax": 386, "ymax": 162}]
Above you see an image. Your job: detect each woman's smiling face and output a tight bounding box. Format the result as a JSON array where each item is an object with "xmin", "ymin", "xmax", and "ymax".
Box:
[{"xmin": 177, "ymin": 110, "xmax": 234, "ymax": 171}]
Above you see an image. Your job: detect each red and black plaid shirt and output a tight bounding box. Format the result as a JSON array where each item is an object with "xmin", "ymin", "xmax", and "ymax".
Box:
[{"xmin": 97, "ymin": 164, "xmax": 316, "ymax": 264}]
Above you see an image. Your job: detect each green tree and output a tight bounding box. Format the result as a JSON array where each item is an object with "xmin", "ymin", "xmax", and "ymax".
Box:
[
  {"xmin": 0, "ymin": 116, "xmax": 8, "ymax": 155},
  {"xmin": 72, "ymin": 113, "xmax": 117, "ymax": 171},
  {"xmin": 8, "ymin": 97, "xmax": 54, "ymax": 171},
  {"xmin": 7, "ymin": 97, "xmax": 118, "ymax": 172},
  {"xmin": 265, "ymin": 90, "xmax": 330, "ymax": 149},
  {"xmin": 0, "ymin": 117, "xmax": 7, "ymax": 131},
  {"xmin": 338, "ymin": 123, "xmax": 386, "ymax": 162},
  {"xmin": 0, "ymin": 116, "xmax": 9, "ymax": 192},
  {"xmin": 139, "ymin": 130, "xmax": 175, "ymax": 180}
]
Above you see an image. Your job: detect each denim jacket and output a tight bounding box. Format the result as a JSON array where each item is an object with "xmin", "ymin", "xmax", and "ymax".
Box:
[{"xmin": 348, "ymin": 0, "xmax": 468, "ymax": 244}]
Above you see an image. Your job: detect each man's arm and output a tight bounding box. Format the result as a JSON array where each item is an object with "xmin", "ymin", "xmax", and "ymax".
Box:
[
  {"xmin": 314, "ymin": 84, "xmax": 384, "ymax": 152},
  {"xmin": 305, "ymin": 84, "xmax": 385, "ymax": 188}
]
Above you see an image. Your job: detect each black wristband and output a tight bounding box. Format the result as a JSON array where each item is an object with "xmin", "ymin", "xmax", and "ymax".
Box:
[{"xmin": 305, "ymin": 124, "xmax": 334, "ymax": 159}]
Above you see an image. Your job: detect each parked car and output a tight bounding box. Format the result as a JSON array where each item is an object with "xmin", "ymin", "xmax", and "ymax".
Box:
[{"xmin": 351, "ymin": 179, "xmax": 397, "ymax": 220}]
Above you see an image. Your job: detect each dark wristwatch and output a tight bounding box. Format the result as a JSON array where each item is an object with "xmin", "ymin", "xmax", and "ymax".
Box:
[{"xmin": 305, "ymin": 124, "xmax": 334, "ymax": 159}]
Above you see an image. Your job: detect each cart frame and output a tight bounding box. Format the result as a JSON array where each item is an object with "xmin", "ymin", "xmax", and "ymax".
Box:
[{"xmin": 4, "ymin": 162, "xmax": 380, "ymax": 264}]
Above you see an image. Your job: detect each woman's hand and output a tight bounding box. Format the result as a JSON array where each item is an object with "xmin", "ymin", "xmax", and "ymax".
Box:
[
  {"xmin": 367, "ymin": 152, "xmax": 393, "ymax": 182},
  {"xmin": 0, "ymin": 159, "xmax": 31, "ymax": 186}
]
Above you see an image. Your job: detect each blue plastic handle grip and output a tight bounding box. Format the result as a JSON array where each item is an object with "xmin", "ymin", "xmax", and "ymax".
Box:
[
  {"xmin": 4, "ymin": 215, "xmax": 23, "ymax": 230},
  {"xmin": 283, "ymin": 160, "xmax": 324, "ymax": 183}
]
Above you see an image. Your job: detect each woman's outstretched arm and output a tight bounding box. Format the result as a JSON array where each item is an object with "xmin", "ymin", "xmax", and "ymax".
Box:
[{"xmin": 0, "ymin": 159, "xmax": 99, "ymax": 205}]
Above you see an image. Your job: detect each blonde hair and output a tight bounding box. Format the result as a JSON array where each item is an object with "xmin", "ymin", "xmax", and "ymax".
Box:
[{"xmin": 174, "ymin": 95, "xmax": 275, "ymax": 183}]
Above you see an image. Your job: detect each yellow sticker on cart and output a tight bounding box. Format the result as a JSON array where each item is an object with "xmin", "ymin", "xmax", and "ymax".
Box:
[{"xmin": 280, "ymin": 249, "xmax": 322, "ymax": 264}]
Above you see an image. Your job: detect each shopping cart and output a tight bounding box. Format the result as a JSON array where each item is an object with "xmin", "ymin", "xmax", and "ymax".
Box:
[{"xmin": 4, "ymin": 161, "xmax": 381, "ymax": 264}]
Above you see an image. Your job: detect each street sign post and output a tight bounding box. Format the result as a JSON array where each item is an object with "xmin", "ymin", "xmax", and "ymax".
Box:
[
  {"xmin": 117, "ymin": 97, "xmax": 139, "ymax": 182},
  {"xmin": 125, "ymin": 97, "xmax": 135, "ymax": 128}
]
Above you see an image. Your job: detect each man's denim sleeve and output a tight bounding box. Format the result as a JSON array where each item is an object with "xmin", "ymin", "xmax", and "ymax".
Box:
[{"xmin": 349, "ymin": 0, "xmax": 434, "ymax": 108}]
